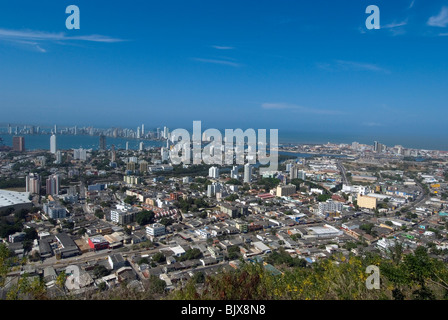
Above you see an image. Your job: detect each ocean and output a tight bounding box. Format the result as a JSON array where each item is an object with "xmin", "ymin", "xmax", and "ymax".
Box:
[
  {"xmin": 0, "ymin": 134, "xmax": 164, "ymax": 151},
  {"xmin": 1, "ymin": 130, "xmax": 446, "ymax": 152}
]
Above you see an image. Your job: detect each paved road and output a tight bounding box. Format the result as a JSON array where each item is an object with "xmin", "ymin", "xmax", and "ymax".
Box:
[
  {"xmin": 337, "ymin": 160, "xmax": 349, "ymax": 186},
  {"xmin": 29, "ymin": 244, "xmax": 168, "ymax": 269}
]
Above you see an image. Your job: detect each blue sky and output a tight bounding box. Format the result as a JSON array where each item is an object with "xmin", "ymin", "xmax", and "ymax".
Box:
[{"xmin": 0, "ymin": 0, "xmax": 448, "ymax": 141}]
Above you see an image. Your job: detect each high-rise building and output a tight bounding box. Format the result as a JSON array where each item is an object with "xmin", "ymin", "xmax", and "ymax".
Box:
[
  {"xmin": 26, "ymin": 173, "xmax": 41, "ymax": 195},
  {"xmin": 111, "ymin": 145, "xmax": 116, "ymax": 162},
  {"xmin": 54, "ymin": 151, "xmax": 62, "ymax": 164},
  {"xmin": 54, "ymin": 124, "xmax": 57, "ymax": 135},
  {"xmin": 73, "ymin": 148, "xmax": 87, "ymax": 161},
  {"xmin": 318, "ymin": 201, "xmax": 343, "ymax": 215},
  {"xmin": 230, "ymin": 166, "xmax": 239, "ymax": 179},
  {"xmin": 139, "ymin": 161, "xmax": 148, "ymax": 173},
  {"xmin": 139, "ymin": 141, "xmax": 144, "ymax": 151},
  {"xmin": 99, "ymin": 135, "xmax": 106, "ymax": 150},
  {"xmin": 141, "ymin": 124, "xmax": 145, "ymax": 136},
  {"xmin": 136, "ymin": 127, "xmax": 141, "ymax": 139},
  {"xmin": 50, "ymin": 134, "xmax": 57, "ymax": 154},
  {"xmin": 244, "ymin": 164, "xmax": 252, "ymax": 183},
  {"xmin": 161, "ymin": 147, "xmax": 169, "ymax": 162},
  {"xmin": 276, "ymin": 184, "xmax": 297, "ymax": 197},
  {"xmin": 12, "ymin": 136, "xmax": 25, "ymax": 152},
  {"xmin": 209, "ymin": 166, "xmax": 220, "ymax": 179},
  {"xmin": 290, "ymin": 165, "xmax": 298, "ymax": 180},
  {"xmin": 46, "ymin": 174, "xmax": 60, "ymax": 196},
  {"xmin": 126, "ymin": 142, "xmax": 129, "ymax": 151}
]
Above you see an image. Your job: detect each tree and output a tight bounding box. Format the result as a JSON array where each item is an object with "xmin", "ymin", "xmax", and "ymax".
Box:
[
  {"xmin": 94, "ymin": 209, "xmax": 104, "ymax": 219},
  {"xmin": 124, "ymin": 195, "xmax": 138, "ymax": 205},
  {"xmin": 152, "ymin": 252, "xmax": 166, "ymax": 263},
  {"xmin": 193, "ymin": 271, "xmax": 205, "ymax": 284},
  {"xmin": 136, "ymin": 210, "xmax": 155, "ymax": 226},
  {"xmin": 93, "ymin": 265, "xmax": 110, "ymax": 278},
  {"xmin": 149, "ymin": 275, "xmax": 166, "ymax": 294},
  {"xmin": 138, "ymin": 257, "xmax": 149, "ymax": 265},
  {"xmin": 77, "ymin": 228, "xmax": 87, "ymax": 236}
]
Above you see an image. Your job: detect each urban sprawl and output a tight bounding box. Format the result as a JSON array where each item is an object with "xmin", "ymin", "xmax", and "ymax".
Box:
[{"xmin": 1, "ymin": 124, "xmax": 448, "ymax": 299}]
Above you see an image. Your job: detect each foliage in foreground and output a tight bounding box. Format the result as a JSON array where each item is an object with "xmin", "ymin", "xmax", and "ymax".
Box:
[
  {"xmin": 2, "ymin": 242, "xmax": 448, "ymax": 300},
  {"xmin": 169, "ymin": 247, "xmax": 448, "ymax": 300}
]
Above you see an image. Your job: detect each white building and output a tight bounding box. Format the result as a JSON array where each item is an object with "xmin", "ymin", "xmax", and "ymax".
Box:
[
  {"xmin": 318, "ymin": 201, "xmax": 343, "ymax": 215},
  {"xmin": 230, "ymin": 166, "xmax": 239, "ymax": 179},
  {"xmin": 244, "ymin": 164, "xmax": 252, "ymax": 183},
  {"xmin": 161, "ymin": 147, "xmax": 170, "ymax": 162},
  {"xmin": 50, "ymin": 134, "xmax": 57, "ymax": 154},
  {"xmin": 26, "ymin": 173, "xmax": 41, "ymax": 195},
  {"xmin": 73, "ymin": 148, "xmax": 87, "ymax": 161},
  {"xmin": 209, "ymin": 166, "xmax": 220, "ymax": 179},
  {"xmin": 146, "ymin": 223, "xmax": 166, "ymax": 237}
]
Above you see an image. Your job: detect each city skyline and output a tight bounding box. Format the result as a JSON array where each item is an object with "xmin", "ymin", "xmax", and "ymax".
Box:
[{"xmin": 0, "ymin": 1, "xmax": 448, "ymax": 143}]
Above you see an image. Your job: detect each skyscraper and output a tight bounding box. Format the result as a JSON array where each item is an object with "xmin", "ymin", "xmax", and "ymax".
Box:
[
  {"xmin": 54, "ymin": 151, "xmax": 62, "ymax": 164},
  {"xmin": 12, "ymin": 136, "xmax": 25, "ymax": 152},
  {"xmin": 139, "ymin": 141, "xmax": 144, "ymax": 151},
  {"xmin": 46, "ymin": 174, "xmax": 60, "ymax": 196},
  {"xmin": 209, "ymin": 166, "xmax": 220, "ymax": 179},
  {"xmin": 99, "ymin": 135, "xmax": 106, "ymax": 150},
  {"xmin": 137, "ymin": 127, "xmax": 141, "ymax": 139},
  {"xmin": 26, "ymin": 173, "xmax": 41, "ymax": 195},
  {"xmin": 141, "ymin": 124, "xmax": 145, "ymax": 136},
  {"xmin": 290, "ymin": 165, "xmax": 298, "ymax": 180},
  {"xmin": 50, "ymin": 134, "xmax": 57, "ymax": 154},
  {"xmin": 244, "ymin": 164, "xmax": 252, "ymax": 183},
  {"xmin": 111, "ymin": 145, "xmax": 116, "ymax": 162},
  {"xmin": 73, "ymin": 148, "xmax": 87, "ymax": 161},
  {"xmin": 230, "ymin": 166, "xmax": 239, "ymax": 179}
]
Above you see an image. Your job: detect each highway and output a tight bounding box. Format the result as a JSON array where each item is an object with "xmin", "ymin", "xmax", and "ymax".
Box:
[{"xmin": 337, "ymin": 160, "xmax": 350, "ymax": 186}]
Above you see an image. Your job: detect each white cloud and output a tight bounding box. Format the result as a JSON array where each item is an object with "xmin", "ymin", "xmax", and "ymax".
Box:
[
  {"xmin": 261, "ymin": 103, "xmax": 342, "ymax": 115},
  {"xmin": 0, "ymin": 28, "xmax": 125, "ymax": 52},
  {"xmin": 211, "ymin": 45, "xmax": 234, "ymax": 50},
  {"xmin": 192, "ymin": 58, "xmax": 241, "ymax": 67},
  {"xmin": 319, "ymin": 60, "xmax": 390, "ymax": 74},
  {"xmin": 428, "ymin": 7, "xmax": 448, "ymax": 27},
  {"xmin": 383, "ymin": 20, "xmax": 408, "ymax": 29}
]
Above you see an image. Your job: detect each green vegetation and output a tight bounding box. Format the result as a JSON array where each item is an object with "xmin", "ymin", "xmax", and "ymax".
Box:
[
  {"xmin": 176, "ymin": 248, "xmax": 202, "ymax": 262},
  {"xmin": 224, "ymin": 194, "xmax": 239, "ymax": 202},
  {"xmin": 93, "ymin": 265, "xmax": 110, "ymax": 278},
  {"xmin": 124, "ymin": 195, "xmax": 138, "ymax": 205},
  {"xmin": 227, "ymin": 245, "xmax": 241, "ymax": 260},
  {"xmin": 152, "ymin": 252, "xmax": 166, "ymax": 263},
  {"xmin": 317, "ymin": 194, "xmax": 331, "ymax": 202},
  {"xmin": 226, "ymin": 178, "xmax": 242, "ymax": 185},
  {"xmin": 175, "ymin": 197, "xmax": 208, "ymax": 212},
  {"xmin": 170, "ymin": 246, "xmax": 448, "ymax": 300},
  {"xmin": 0, "ymin": 178, "xmax": 26, "ymax": 189},
  {"xmin": 265, "ymin": 248, "xmax": 307, "ymax": 268},
  {"xmin": 136, "ymin": 210, "xmax": 155, "ymax": 226},
  {"xmin": 257, "ymin": 177, "xmax": 281, "ymax": 190}
]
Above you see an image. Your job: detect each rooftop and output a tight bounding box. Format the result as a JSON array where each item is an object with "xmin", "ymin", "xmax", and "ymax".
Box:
[{"xmin": 0, "ymin": 189, "xmax": 31, "ymax": 208}]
